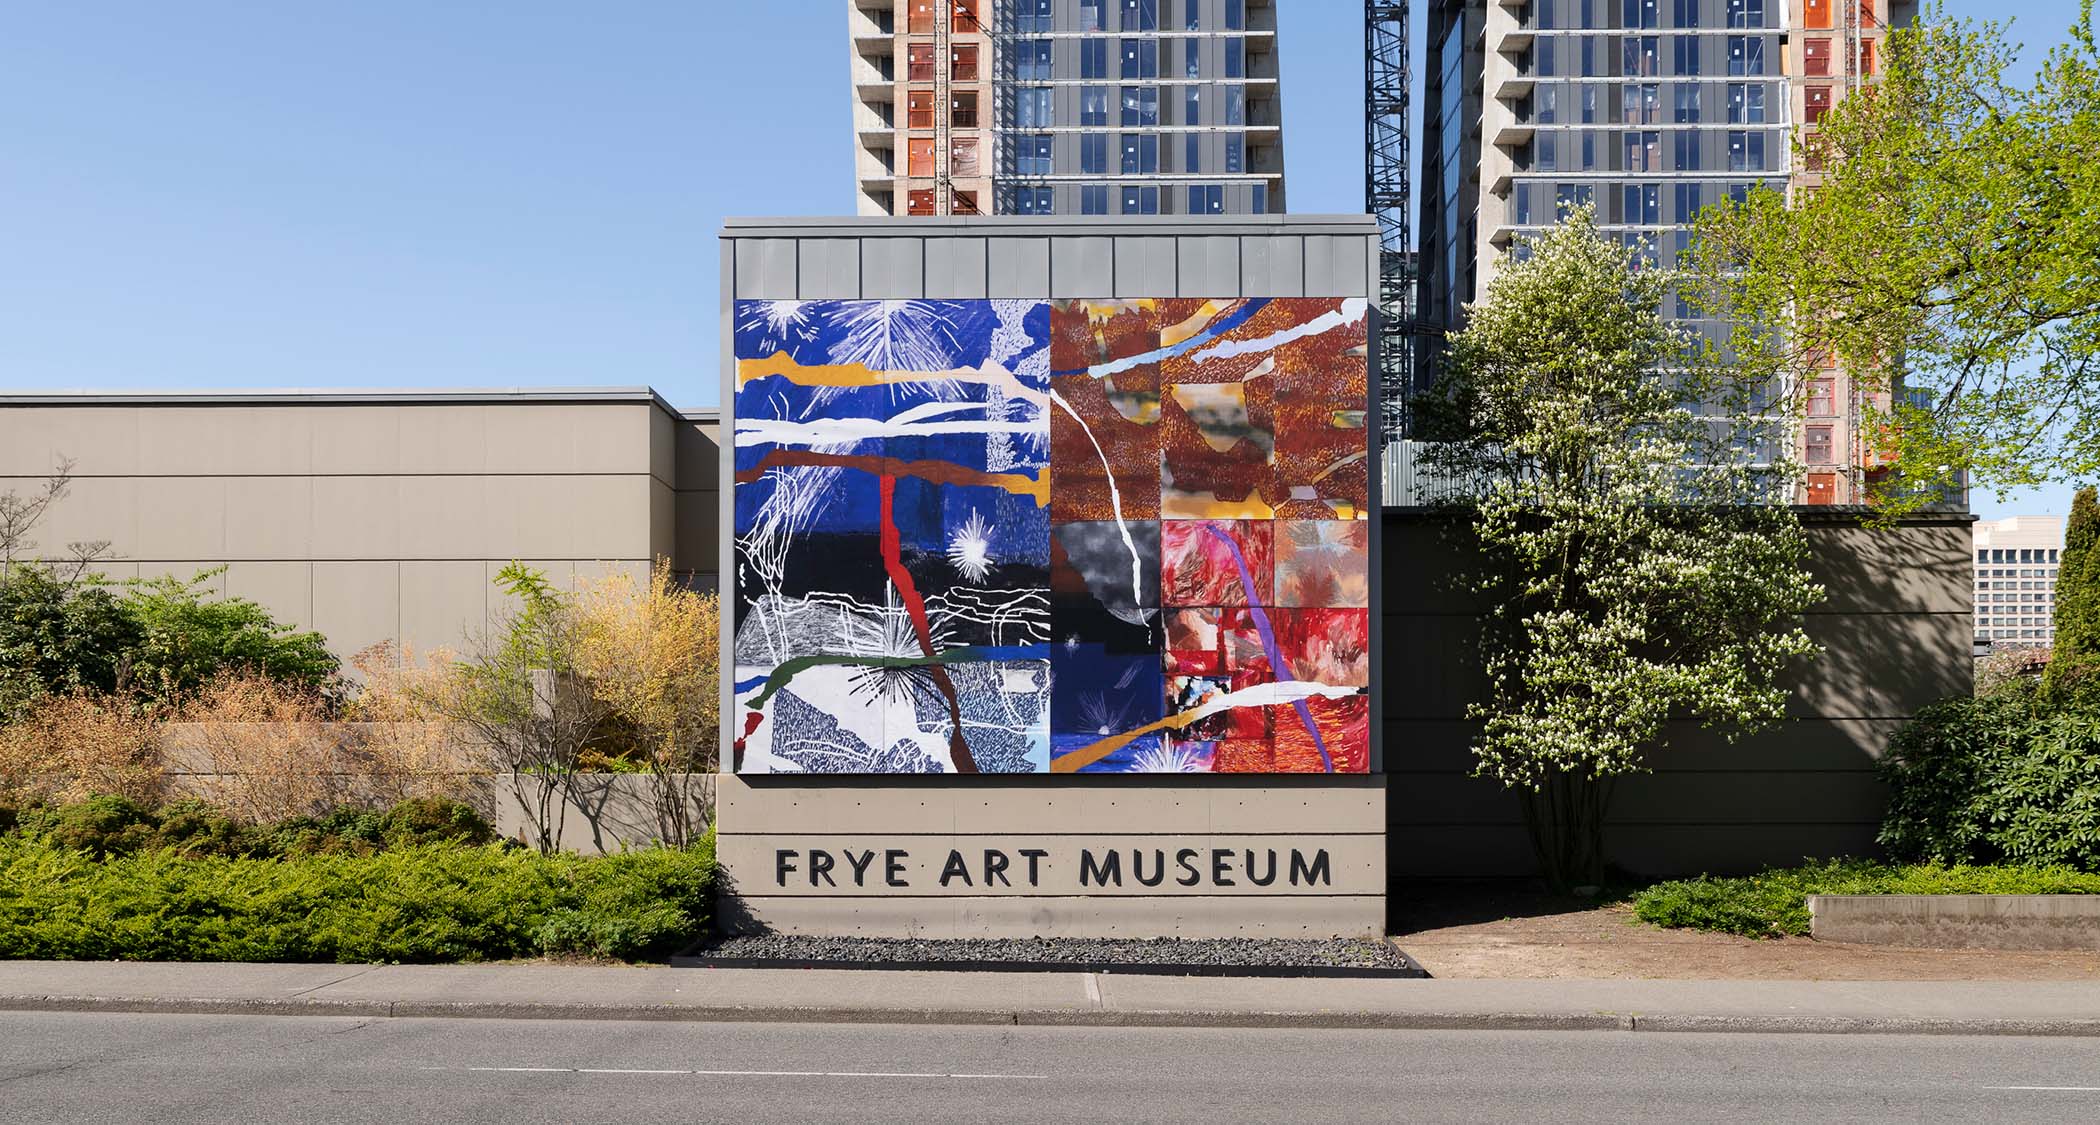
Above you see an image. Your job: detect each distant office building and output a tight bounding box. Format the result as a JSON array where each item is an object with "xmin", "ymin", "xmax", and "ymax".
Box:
[
  {"xmin": 847, "ymin": 0, "xmax": 1285, "ymax": 217},
  {"xmin": 1415, "ymin": 0, "xmax": 1914, "ymax": 502},
  {"xmin": 1973, "ymin": 515, "xmax": 2065, "ymax": 647}
]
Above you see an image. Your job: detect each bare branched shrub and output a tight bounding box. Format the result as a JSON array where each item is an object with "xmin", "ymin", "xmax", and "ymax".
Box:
[
  {"xmin": 0, "ymin": 692, "xmax": 162, "ymax": 805},
  {"xmin": 573, "ymin": 563, "xmax": 720, "ymax": 846},
  {"xmin": 169, "ymin": 674, "xmax": 341, "ymax": 822},
  {"xmin": 344, "ymin": 643, "xmax": 488, "ymax": 812}
]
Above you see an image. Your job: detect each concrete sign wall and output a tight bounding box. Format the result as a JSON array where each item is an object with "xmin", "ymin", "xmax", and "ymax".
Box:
[{"xmin": 717, "ymin": 216, "xmax": 1386, "ymax": 937}]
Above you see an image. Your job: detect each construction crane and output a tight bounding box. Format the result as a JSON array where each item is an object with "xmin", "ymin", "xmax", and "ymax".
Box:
[{"xmin": 1365, "ymin": 1, "xmax": 1414, "ymax": 449}]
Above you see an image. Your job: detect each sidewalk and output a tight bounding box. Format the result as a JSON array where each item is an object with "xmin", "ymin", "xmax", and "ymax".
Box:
[{"xmin": 4, "ymin": 960, "xmax": 2100, "ymax": 1036}]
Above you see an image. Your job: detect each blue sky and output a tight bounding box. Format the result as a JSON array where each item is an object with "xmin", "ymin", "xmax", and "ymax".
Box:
[{"xmin": 0, "ymin": 0, "xmax": 2083, "ymax": 517}]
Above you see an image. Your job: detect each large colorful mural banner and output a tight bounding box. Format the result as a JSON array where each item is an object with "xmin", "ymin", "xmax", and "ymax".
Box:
[{"xmin": 730, "ymin": 298, "xmax": 1371, "ymax": 775}]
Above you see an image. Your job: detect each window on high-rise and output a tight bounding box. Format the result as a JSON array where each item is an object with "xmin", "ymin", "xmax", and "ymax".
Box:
[
  {"xmin": 1017, "ymin": 88, "xmax": 1052, "ymax": 127},
  {"xmin": 1674, "ymin": 181, "xmax": 1703, "ymax": 222},
  {"xmin": 1535, "ymin": 130, "xmax": 1558, "ymax": 170},
  {"xmin": 1536, "ymin": 83, "xmax": 1559, "ymax": 123},
  {"xmin": 1081, "ymin": 38, "xmax": 1108, "ymax": 78},
  {"xmin": 1186, "ymin": 132, "xmax": 1202, "ymax": 173},
  {"xmin": 1122, "ymin": 186, "xmax": 1160, "ymax": 214},
  {"xmin": 1728, "ymin": 36, "xmax": 1766, "ymax": 76},
  {"xmin": 1672, "ymin": 35, "xmax": 1701, "ymax": 76},
  {"xmin": 952, "ymin": 91, "xmax": 978, "ymax": 127},
  {"xmin": 1580, "ymin": 130, "xmax": 1597, "ymax": 171},
  {"xmin": 1017, "ymin": 39, "xmax": 1052, "ymax": 81},
  {"xmin": 953, "ymin": 1, "xmax": 981, "ymax": 33},
  {"xmin": 1081, "ymin": 86, "xmax": 1109, "ymax": 126},
  {"xmin": 907, "ymin": 44, "xmax": 938, "ymax": 82},
  {"xmin": 1624, "ymin": 130, "xmax": 1661, "ymax": 172},
  {"xmin": 1727, "ymin": 130, "xmax": 1765, "ymax": 171},
  {"xmin": 908, "ymin": 138, "xmax": 936, "ymax": 178},
  {"xmin": 1580, "ymin": 85, "xmax": 1599, "ymax": 123},
  {"xmin": 1805, "ymin": 85, "xmax": 1833, "ymax": 125},
  {"xmin": 1225, "ymin": 39, "xmax": 1245, "ymax": 78},
  {"xmin": 1624, "ymin": 182, "xmax": 1659, "ymax": 224},
  {"xmin": 1805, "ymin": 425, "xmax": 1835, "ymax": 464},
  {"xmin": 1121, "ymin": 38, "xmax": 1158, "ymax": 79},
  {"xmin": 1184, "ymin": 38, "xmax": 1201, "ymax": 78},
  {"xmin": 1727, "ymin": 0, "xmax": 1764, "ymax": 28},
  {"xmin": 1623, "ymin": 0, "xmax": 1658, "ymax": 29},
  {"xmin": 1014, "ymin": 187, "xmax": 1053, "ymax": 215},
  {"xmin": 1080, "ymin": 0, "xmax": 1108, "ymax": 32},
  {"xmin": 907, "ymin": 188, "xmax": 938, "ymax": 215},
  {"xmin": 908, "ymin": 0, "xmax": 937, "ymax": 33},
  {"xmin": 1121, "ymin": 133, "xmax": 1159, "ymax": 173},
  {"xmin": 1624, "ymin": 36, "xmax": 1659, "ymax": 77},
  {"xmin": 1672, "ymin": 129, "xmax": 1700, "ymax": 171},
  {"xmin": 1184, "ymin": 85, "xmax": 1202, "ymax": 126},
  {"xmin": 1513, "ymin": 184, "xmax": 1533, "ymax": 225},
  {"xmin": 1556, "ymin": 182, "xmax": 1594, "ymax": 214},
  {"xmin": 1673, "ymin": 82, "xmax": 1700, "ymax": 122},
  {"xmin": 1807, "ymin": 379, "xmax": 1836, "ymax": 417},
  {"xmin": 1672, "ymin": 0, "xmax": 1699, "ymax": 27},
  {"xmin": 1726, "ymin": 83, "xmax": 1766, "ymax": 124},
  {"xmin": 1122, "ymin": 0, "xmax": 1157, "ymax": 31},
  {"xmin": 949, "ymin": 137, "xmax": 980, "ymax": 176},
  {"xmin": 1861, "ymin": 39, "xmax": 1877, "ymax": 74},
  {"xmin": 1225, "ymin": 0, "xmax": 1245, "ymax": 30},
  {"xmin": 1121, "ymin": 85, "xmax": 1159, "ymax": 126},
  {"xmin": 1624, "ymin": 83, "xmax": 1659, "ymax": 124},
  {"xmin": 1804, "ymin": 0, "xmax": 1832, "ymax": 30},
  {"xmin": 907, "ymin": 90, "xmax": 936, "ymax": 129},
  {"xmin": 1804, "ymin": 37, "xmax": 1831, "ymax": 77},
  {"xmin": 1225, "ymin": 85, "xmax": 1245, "ymax": 125},
  {"xmin": 1014, "ymin": 0, "xmax": 1052, "ymax": 33},
  {"xmin": 1225, "ymin": 133, "xmax": 1244, "ymax": 173},
  {"xmin": 1250, "ymin": 182, "xmax": 1267, "ymax": 212},
  {"xmin": 1016, "ymin": 134, "xmax": 1053, "ymax": 176},
  {"xmin": 1189, "ymin": 184, "xmax": 1224, "ymax": 214},
  {"xmin": 1185, "ymin": 0, "xmax": 1200, "ymax": 29},
  {"xmin": 1081, "ymin": 133, "xmax": 1108, "ymax": 174},
  {"xmin": 952, "ymin": 44, "xmax": 979, "ymax": 81},
  {"xmin": 1081, "ymin": 185, "xmax": 1109, "ymax": 215}
]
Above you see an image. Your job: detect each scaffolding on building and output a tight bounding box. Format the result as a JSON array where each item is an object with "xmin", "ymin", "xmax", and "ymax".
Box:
[{"xmin": 1367, "ymin": 1, "xmax": 1420, "ymax": 499}]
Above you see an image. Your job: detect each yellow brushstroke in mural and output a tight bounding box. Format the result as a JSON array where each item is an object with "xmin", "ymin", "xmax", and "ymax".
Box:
[
  {"xmin": 1160, "ymin": 495, "xmax": 1276, "ymax": 520},
  {"xmin": 1050, "ymin": 712, "xmax": 1209, "ymax": 773},
  {"xmin": 1160, "ymin": 300, "xmax": 1234, "ymax": 347},
  {"xmin": 1310, "ymin": 450, "xmax": 1368, "ymax": 483}
]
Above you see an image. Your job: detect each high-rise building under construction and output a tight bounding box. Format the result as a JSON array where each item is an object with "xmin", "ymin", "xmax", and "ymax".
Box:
[
  {"xmin": 848, "ymin": 1, "xmax": 1286, "ymax": 217},
  {"xmin": 1415, "ymin": 0, "xmax": 1912, "ymax": 502}
]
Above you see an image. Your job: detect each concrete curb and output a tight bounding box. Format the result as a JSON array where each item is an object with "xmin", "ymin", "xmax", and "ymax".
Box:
[{"xmin": 8, "ymin": 995, "xmax": 2100, "ymax": 1036}]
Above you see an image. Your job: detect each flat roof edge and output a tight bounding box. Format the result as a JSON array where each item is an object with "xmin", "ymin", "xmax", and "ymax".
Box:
[
  {"xmin": 0, "ymin": 387, "xmax": 697, "ymax": 413},
  {"xmin": 719, "ymin": 215, "xmax": 1379, "ymax": 237}
]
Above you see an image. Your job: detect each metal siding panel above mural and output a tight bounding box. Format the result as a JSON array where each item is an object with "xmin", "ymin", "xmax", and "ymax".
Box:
[
  {"xmin": 797, "ymin": 239, "xmax": 862, "ymax": 299},
  {"xmin": 987, "ymin": 239, "xmax": 1051, "ymax": 298},
  {"xmin": 730, "ymin": 297, "xmax": 1371, "ymax": 776},
  {"xmin": 1241, "ymin": 236, "xmax": 1305, "ymax": 297},
  {"xmin": 735, "ymin": 239, "xmax": 799, "ymax": 300},
  {"xmin": 1177, "ymin": 237, "xmax": 1241, "ymax": 298},
  {"xmin": 1050, "ymin": 238, "xmax": 1114, "ymax": 298},
  {"xmin": 1113, "ymin": 238, "xmax": 1177, "ymax": 298},
  {"xmin": 861, "ymin": 240, "xmax": 926, "ymax": 299},
  {"xmin": 924, "ymin": 238, "xmax": 988, "ymax": 299}
]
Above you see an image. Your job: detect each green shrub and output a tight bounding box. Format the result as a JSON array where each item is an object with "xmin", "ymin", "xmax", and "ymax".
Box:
[
  {"xmin": 1877, "ymin": 684, "xmax": 2100, "ymax": 871},
  {"xmin": 1634, "ymin": 859, "xmax": 2100, "ymax": 938},
  {"xmin": 0, "ymin": 835, "xmax": 714, "ymax": 963},
  {"xmin": 5, "ymin": 795, "xmax": 496, "ymax": 861}
]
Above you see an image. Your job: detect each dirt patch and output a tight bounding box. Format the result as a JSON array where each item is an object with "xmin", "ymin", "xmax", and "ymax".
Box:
[{"xmin": 1392, "ymin": 882, "xmax": 2100, "ymax": 980}]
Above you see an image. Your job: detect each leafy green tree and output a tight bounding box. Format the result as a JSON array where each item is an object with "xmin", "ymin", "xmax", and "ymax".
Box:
[
  {"xmin": 119, "ymin": 570, "xmax": 337, "ymax": 707},
  {"xmin": 1424, "ymin": 210, "xmax": 1825, "ymax": 890},
  {"xmin": 2055, "ymin": 488, "xmax": 2100, "ymax": 654},
  {"xmin": 1689, "ymin": 6, "xmax": 2100, "ymax": 516},
  {"xmin": 0, "ymin": 566, "xmax": 143, "ymax": 722}
]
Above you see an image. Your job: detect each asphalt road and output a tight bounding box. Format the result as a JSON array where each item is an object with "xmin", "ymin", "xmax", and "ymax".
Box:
[{"xmin": 5, "ymin": 1012, "xmax": 2100, "ymax": 1123}]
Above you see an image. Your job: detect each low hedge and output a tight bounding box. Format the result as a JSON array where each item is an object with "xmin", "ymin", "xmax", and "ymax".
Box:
[
  {"xmin": 0, "ymin": 832, "xmax": 715, "ymax": 963},
  {"xmin": 6, "ymin": 794, "xmax": 497, "ymax": 860},
  {"xmin": 1632, "ymin": 858, "xmax": 2100, "ymax": 938}
]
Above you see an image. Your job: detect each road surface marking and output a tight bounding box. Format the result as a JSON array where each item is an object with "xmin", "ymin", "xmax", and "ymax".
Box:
[
  {"xmin": 431, "ymin": 1066, "xmax": 1049, "ymax": 1080},
  {"xmin": 1983, "ymin": 1086, "xmax": 2100, "ymax": 1092}
]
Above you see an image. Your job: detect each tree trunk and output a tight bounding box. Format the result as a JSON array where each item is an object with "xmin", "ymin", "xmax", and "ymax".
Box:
[{"xmin": 1519, "ymin": 773, "xmax": 1614, "ymax": 894}]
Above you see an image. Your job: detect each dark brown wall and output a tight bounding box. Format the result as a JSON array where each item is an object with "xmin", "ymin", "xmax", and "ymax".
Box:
[{"xmin": 1381, "ymin": 510, "xmax": 1975, "ymax": 879}]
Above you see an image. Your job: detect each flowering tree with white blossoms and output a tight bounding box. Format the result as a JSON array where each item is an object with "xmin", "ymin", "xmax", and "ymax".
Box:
[{"xmin": 1421, "ymin": 209, "xmax": 1825, "ymax": 890}]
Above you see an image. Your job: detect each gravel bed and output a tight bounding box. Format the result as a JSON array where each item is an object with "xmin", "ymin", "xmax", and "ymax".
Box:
[{"xmin": 680, "ymin": 934, "xmax": 1417, "ymax": 975}]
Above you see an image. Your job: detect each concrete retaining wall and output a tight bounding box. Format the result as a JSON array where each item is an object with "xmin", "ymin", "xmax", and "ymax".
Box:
[
  {"xmin": 1810, "ymin": 894, "xmax": 2100, "ymax": 951},
  {"xmin": 1384, "ymin": 509, "xmax": 1974, "ymax": 879}
]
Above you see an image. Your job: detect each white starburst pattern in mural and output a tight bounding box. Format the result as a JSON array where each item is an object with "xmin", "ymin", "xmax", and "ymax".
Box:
[{"xmin": 946, "ymin": 509, "xmax": 995, "ymax": 583}]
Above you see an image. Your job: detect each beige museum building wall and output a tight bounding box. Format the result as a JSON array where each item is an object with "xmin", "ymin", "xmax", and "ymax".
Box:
[{"xmin": 0, "ymin": 390, "xmax": 722, "ymax": 664}]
